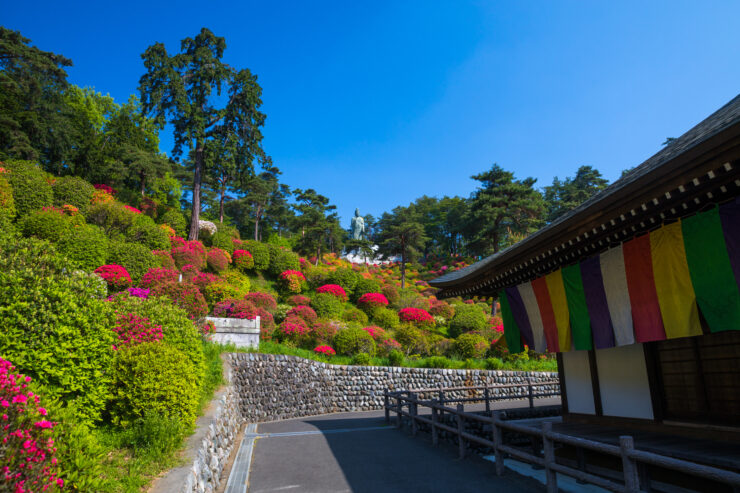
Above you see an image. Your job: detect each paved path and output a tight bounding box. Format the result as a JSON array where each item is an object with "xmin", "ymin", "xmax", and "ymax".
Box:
[{"xmin": 227, "ymin": 403, "xmax": 557, "ymax": 493}]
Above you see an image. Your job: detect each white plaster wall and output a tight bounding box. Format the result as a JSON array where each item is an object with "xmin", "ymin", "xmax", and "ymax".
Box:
[
  {"xmin": 562, "ymin": 350, "xmax": 595, "ymax": 414},
  {"xmin": 595, "ymin": 343, "xmax": 653, "ymax": 420}
]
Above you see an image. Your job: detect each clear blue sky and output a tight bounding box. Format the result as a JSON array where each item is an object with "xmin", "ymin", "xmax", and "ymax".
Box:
[{"xmin": 4, "ymin": 1, "xmax": 740, "ymax": 227}]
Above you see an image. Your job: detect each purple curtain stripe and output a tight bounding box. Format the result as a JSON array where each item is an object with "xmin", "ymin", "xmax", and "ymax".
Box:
[
  {"xmin": 720, "ymin": 197, "xmax": 740, "ymax": 291},
  {"xmin": 580, "ymin": 256, "xmax": 616, "ymax": 349},
  {"xmin": 504, "ymin": 286, "xmax": 535, "ymax": 349}
]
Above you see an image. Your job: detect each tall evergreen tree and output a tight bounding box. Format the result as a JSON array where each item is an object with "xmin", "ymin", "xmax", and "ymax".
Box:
[
  {"xmin": 377, "ymin": 206, "xmax": 427, "ymax": 288},
  {"xmin": 292, "ymin": 188, "xmax": 339, "ymax": 262},
  {"xmin": 543, "ymin": 165, "xmax": 608, "ymax": 222},
  {"xmin": 139, "ymin": 28, "xmax": 266, "ymax": 240}
]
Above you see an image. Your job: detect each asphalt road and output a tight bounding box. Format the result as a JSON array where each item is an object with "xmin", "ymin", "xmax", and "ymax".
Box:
[{"xmin": 246, "ymin": 409, "xmax": 549, "ymax": 493}]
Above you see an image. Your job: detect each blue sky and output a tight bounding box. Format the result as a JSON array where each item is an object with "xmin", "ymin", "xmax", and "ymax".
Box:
[{"xmin": 4, "ymin": 1, "xmax": 740, "ymax": 226}]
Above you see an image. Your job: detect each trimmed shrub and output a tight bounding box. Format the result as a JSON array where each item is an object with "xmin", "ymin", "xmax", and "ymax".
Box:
[
  {"xmin": 244, "ymin": 240, "xmax": 269, "ymax": 270},
  {"xmin": 0, "ymin": 173, "xmax": 16, "ymax": 222},
  {"xmin": 357, "ymin": 292, "xmax": 389, "ymax": 313},
  {"xmin": 126, "ymin": 213, "xmax": 170, "ymax": 250},
  {"xmin": 379, "ymin": 338, "xmax": 402, "ymax": 357},
  {"xmin": 287, "ymin": 294, "xmax": 311, "ymax": 307},
  {"xmin": 278, "ymin": 317, "xmax": 311, "ymax": 345},
  {"xmin": 210, "ymin": 228, "xmax": 237, "ymax": 254},
  {"xmin": 110, "ymin": 342, "xmax": 199, "ymax": 429},
  {"xmin": 316, "ymin": 284, "xmax": 348, "ymax": 302},
  {"xmin": 108, "ymin": 241, "xmax": 158, "ymax": 283},
  {"xmin": 449, "ymin": 304, "xmax": 488, "ymax": 338},
  {"xmin": 112, "ymin": 312, "xmax": 164, "ymax": 348},
  {"xmin": 110, "ymin": 295, "xmax": 206, "ymax": 384},
  {"xmin": 286, "ymin": 305, "xmax": 318, "ymax": 326},
  {"xmin": 192, "ymin": 271, "xmax": 219, "ymax": 291},
  {"xmin": 245, "ymin": 292, "xmax": 278, "ymax": 312},
  {"xmin": 0, "ymin": 237, "xmax": 115, "ymax": 423},
  {"xmin": 158, "ymin": 208, "xmax": 187, "ymax": 237},
  {"xmin": 333, "ymin": 327, "xmax": 376, "ymax": 356},
  {"xmin": 423, "ymin": 356, "xmax": 452, "ymax": 369},
  {"xmin": 382, "ymin": 283, "xmax": 400, "ymax": 306},
  {"xmin": 268, "ymin": 248, "xmax": 300, "ymax": 277},
  {"xmin": 94, "ymin": 264, "xmax": 132, "ymax": 290},
  {"xmin": 140, "ymin": 267, "xmax": 180, "ymax": 288},
  {"xmin": 203, "ymin": 282, "xmax": 245, "ymax": 307},
  {"xmin": 387, "ymin": 349, "xmax": 404, "ymax": 366},
  {"xmin": 218, "ymin": 270, "xmax": 250, "ymax": 293},
  {"xmin": 361, "ymin": 325, "xmax": 386, "ymax": 341},
  {"xmin": 351, "ymin": 353, "xmax": 371, "ymax": 365},
  {"xmin": 342, "ymin": 307, "xmax": 369, "ymax": 324},
  {"xmin": 20, "ymin": 208, "xmax": 74, "ymax": 242},
  {"xmin": 150, "ymin": 280, "xmax": 208, "ymax": 319},
  {"xmin": 58, "ymin": 223, "xmax": 109, "ymax": 271},
  {"xmin": 395, "ymin": 324, "xmax": 428, "ymax": 355},
  {"xmin": 429, "ymin": 299, "xmax": 455, "ymax": 320},
  {"xmin": 314, "ymin": 345, "xmax": 336, "ymax": 357},
  {"xmin": 453, "ymin": 333, "xmax": 488, "ymax": 359},
  {"xmin": 352, "ymin": 277, "xmax": 381, "ymax": 302},
  {"xmin": 398, "ymin": 307, "xmax": 435, "ymax": 328},
  {"xmin": 52, "ymin": 175, "xmax": 95, "ymax": 214},
  {"xmin": 233, "ymin": 249, "xmax": 254, "ymax": 271},
  {"xmin": 371, "ymin": 307, "xmax": 400, "ymax": 330},
  {"xmin": 171, "ymin": 240, "xmax": 207, "ymax": 270},
  {"xmin": 327, "ymin": 267, "xmax": 360, "ymax": 294},
  {"xmin": 278, "ymin": 269, "xmax": 306, "ymax": 294},
  {"xmin": 85, "ymin": 200, "xmax": 136, "ymax": 237},
  {"xmin": 213, "ymin": 299, "xmax": 257, "ymax": 319},
  {"xmin": 4, "ymin": 160, "xmax": 53, "ymax": 217},
  {"xmin": 207, "ymin": 247, "xmax": 230, "ymax": 272},
  {"xmin": 311, "ymin": 321, "xmax": 341, "ymax": 344},
  {"xmin": 310, "ymin": 292, "xmax": 343, "ymax": 318},
  {"xmin": 153, "ymin": 249, "xmax": 176, "ymax": 269}
]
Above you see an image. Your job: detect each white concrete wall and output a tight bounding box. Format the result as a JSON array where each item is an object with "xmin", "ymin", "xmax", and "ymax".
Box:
[
  {"xmin": 562, "ymin": 350, "xmax": 595, "ymax": 414},
  {"xmin": 595, "ymin": 343, "xmax": 653, "ymax": 420}
]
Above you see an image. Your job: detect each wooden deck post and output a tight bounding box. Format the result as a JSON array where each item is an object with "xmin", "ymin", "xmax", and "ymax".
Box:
[
  {"xmin": 457, "ymin": 404, "xmax": 465, "ymax": 459},
  {"xmin": 411, "ymin": 396, "xmax": 418, "ymax": 437},
  {"xmin": 620, "ymin": 436, "xmax": 640, "ymax": 492},
  {"xmin": 485, "ymin": 386, "xmax": 490, "ymax": 413},
  {"xmin": 492, "ymin": 411, "xmax": 504, "ymax": 476},
  {"xmin": 431, "ymin": 399, "xmax": 439, "ymax": 446},
  {"xmin": 384, "ymin": 390, "xmax": 389, "ymax": 424},
  {"xmin": 396, "ymin": 394, "xmax": 403, "ymax": 429},
  {"xmin": 528, "ymin": 380, "xmax": 534, "ymax": 409},
  {"xmin": 542, "ymin": 422, "xmax": 557, "ymax": 493}
]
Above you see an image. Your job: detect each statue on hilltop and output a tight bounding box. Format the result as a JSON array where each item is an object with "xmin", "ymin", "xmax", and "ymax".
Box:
[{"xmin": 350, "ymin": 208, "xmax": 365, "ymax": 240}]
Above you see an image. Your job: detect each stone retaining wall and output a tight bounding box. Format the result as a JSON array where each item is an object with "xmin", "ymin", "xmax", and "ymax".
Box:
[{"xmin": 228, "ymin": 353, "xmax": 560, "ymax": 422}]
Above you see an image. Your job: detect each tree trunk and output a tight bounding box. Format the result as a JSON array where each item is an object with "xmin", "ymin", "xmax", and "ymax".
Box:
[
  {"xmin": 140, "ymin": 170, "xmax": 146, "ymax": 197},
  {"xmin": 401, "ymin": 248, "xmax": 406, "ymax": 289},
  {"xmin": 188, "ymin": 143, "xmax": 204, "ymax": 240},
  {"xmin": 254, "ymin": 205, "xmax": 262, "ymax": 241},
  {"xmin": 219, "ymin": 188, "xmax": 225, "ymax": 223}
]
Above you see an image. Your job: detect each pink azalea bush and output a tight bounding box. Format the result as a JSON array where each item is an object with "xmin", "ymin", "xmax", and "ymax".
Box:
[
  {"xmin": 192, "ymin": 272, "xmax": 219, "ymax": 291},
  {"xmin": 316, "ymin": 284, "xmax": 347, "ymax": 302},
  {"xmin": 150, "ymin": 281, "xmax": 208, "ymax": 319},
  {"xmin": 206, "ymin": 248, "xmax": 230, "ymax": 273},
  {"xmin": 180, "ymin": 264, "xmax": 199, "ymax": 282},
  {"xmin": 361, "ymin": 325, "xmax": 387, "ymax": 341},
  {"xmin": 112, "ymin": 312, "xmax": 163, "ymax": 349},
  {"xmin": 244, "ymin": 292, "xmax": 278, "ymax": 312},
  {"xmin": 314, "ymin": 345, "xmax": 336, "ymax": 357},
  {"xmin": 171, "ymin": 241, "xmax": 206, "ymax": 270},
  {"xmin": 311, "ymin": 321, "xmax": 340, "ymax": 344},
  {"xmin": 93, "ymin": 184, "xmax": 115, "ymax": 195},
  {"xmin": 398, "ymin": 307, "xmax": 435, "ymax": 328},
  {"xmin": 278, "ymin": 270, "xmax": 306, "ymax": 294},
  {"xmin": 126, "ymin": 287, "xmax": 150, "ymax": 299},
  {"xmin": 286, "ymin": 294, "xmax": 311, "ymax": 307},
  {"xmin": 212, "ymin": 299, "xmax": 257, "ymax": 319},
  {"xmin": 122, "ymin": 205, "xmax": 142, "ymax": 214},
  {"xmin": 0, "ymin": 358, "xmax": 63, "ymax": 492},
  {"xmin": 429, "ymin": 299, "xmax": 455, "ymax": 319},
  {"xmin": 94, "ymin": 264, "xmax": 131, "ymax": 291},
  {"xmin": 139, "ymin": 267, "xmax": 179, "ymax": 288},
  {"xmin": 232, "ymin": 250, "xmax": 254, "ymax": 271},
  {"xmin": 357, "ymin": 292, "xmax": 389, "ymax": 312},
  {"xmin": 152, "ymin": 250, "xmax": 176, "ymax": 269},
  {"xmin": 378, "ymin": 338, "xmax": 402, "ymax": 356},
  {"xmin": 286, "ymin": 305, "xmax": 318, "ymax": 326}
]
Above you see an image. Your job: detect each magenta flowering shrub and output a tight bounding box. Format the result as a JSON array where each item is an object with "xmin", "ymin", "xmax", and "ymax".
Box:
[
  {"xmin": 126, "ymin": 287, "xmax": 150, "ymax": 299},
  {"xmin": 314, "ymin": 345, "xmax": 336, "ymax": 357},
  {"xmin": 150, "ymin": 281, "xmax": 208, "ymax": 319},
  {"xmin": 122, "ymin": 205, "xmax": 142, "ymax": 214},
  {"xmin": 244, "ymin": 292, "xmax": 278, "ymax": 312},
  {"xmin": 94, "ymin": 264, "xmax": 131, "ymax": 291},
  {"xmin": 201, "ymin": 320, "xmax": 216, "ymax": 335},
  {"xmin": 206, "ymin": 248, "xmax": 230, "ymax": 273},
  {"xmin": 278, "ymin": 317, "xmax": 310, "ymax": 345},
  {"xmin": 112, "ymin": 312, "xmax": 163, "ymax": 349},
  {"xmin": 152, "ymin": 250, "xmax": 176, "ymax": 269},
  {"xmin": 180, "ymin": 264, "xmax": 199, "ymax": 282},
  {"xmin": 255, "ymin": 308, "xmax": 275, "ymax": 333},
  {"xmin": 278, "ymin": 270, "xmax": 306, "ymax": 293},
  {"xmin": 286, "ymin": 294, "xmax": 311, "ymax": 307},
  {"xmin": 398, "ymin": 307, "xmax": 435, "ymax": 328},
  {"xmin": 361, "ymin": 325, "xmax": 387, "ymax": 341},
  {"xmin": 357, "ymin": 292, "xmax": 389, "ymax": 312},
  {"xmin": 286, "ymin": 305, "xmax": 317, "ymax": 326},
  {"xmin": 93, "ymin": 183, "xmax": 115, "ymax": 195},
  {"xmin": 232, "ymin": 250, "xmax": 254, "ymax": 271},
  {"xmin": 378, "ymin": 338, "xmax": 402, "ymax": 356},
  {"xmin": 139, "ymin": 267, "xmax": 179, "ymax": 288},
  {"xmin": 192, "ymin": 272, "xmax": 219, "ymax": 291},
  {"xmin": 311, "ymin": 321, "xmax": 340, "ymax": 344},
  {"xmin": 213, "ymin": 299, "xmax": 257, "ymax": 319},
  {"xmin": 0, "ymin": 358, "xmax": 63, "ymax": 492},
  {"xmin": 316, "ymin": 284, "xmax": 348, "ymax": 302},
  {"xmin": 171, "ymin": 241, "xmax": 206, "ymax": 270}
]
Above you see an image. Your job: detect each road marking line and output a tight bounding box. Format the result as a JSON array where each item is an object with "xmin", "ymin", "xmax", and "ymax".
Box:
[{"xmin": 245, "ymin": 425, "xmax": 393, "ymax": 439}]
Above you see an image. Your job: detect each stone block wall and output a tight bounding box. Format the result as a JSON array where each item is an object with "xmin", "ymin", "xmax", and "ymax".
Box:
[{"xmin": 228, "ymin": 353, "xmax": 560, "ymax": 422}]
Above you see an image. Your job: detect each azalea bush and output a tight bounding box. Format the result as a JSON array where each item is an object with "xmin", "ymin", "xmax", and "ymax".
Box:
[
  {"xmin": 314, "ymin": 345, "xmax": 336, "ymax": 357},
  {"xmin": 342, "ymin": 307, "xmax": 368, "ymax": 324},
  {"xmin": 316, "ymin": 284, "xmax": 348, "ymax": 302},
  {"xmin": 232, "ymin": 249, "xmax": 254, "ymax": 271},
  {"xmin": 268, "ymin": 248, "xmax": 300, "ymax": 277},
  {"xmin": 278, "ymin": 269, "xmax": 306, "ymax": 294},
  {"xmin": 3, "ymin": 160, "xmax": 53, "ymax": 218},
  {"xmin": 157, "ymin": 209, "xmax": 187, "ymax": 237},
  {"xmin": 449, "ymin": 304, "xmax": 488, "ymax": 338},
  {"xmin": 357, "ymin": 292, "xmax": 389, "ymax": 312},
  {"xmin": 245, "ymin": 292, "xmax": 278, "ymax": 312},
  {"xmin": 0, "ymin": 173, "xmax": 16, "ymax": 222},
  {"xmin": 286, "ymin": 305, "xmax": 318, "ymax": 326},
  {"xmin": 139, "ymin": 267, "xmax": 180, "ymax": 288},
  {"xmin": 378, "ymin": 338, "xmax": 402, "ymax": 356},
  {"xmin": 171, "ymin": 241, "xmax": 207, "ymax": 270},
  {"xmin": 278, "ymin": 317, "xmax": 311, "ymax": 345},
  {"xmin": 57, "ymin": 223, "xmax": 109, "ymax": 271},
  {"xmin": 244, "ymin": 240, "xmax": 269, "ymax": 270},
  {"xmin": 452, "ymin": 333, "xmax": 488, "ymax": 359},
  {"xmin": 0, "ymin": 359, "xmax": 63, "ymax": 493},
  {"xmin": 112, "ymin": 312, "xmax": 164, "ymax": 349},
  {"xmin": 52, "ymin": 175, "xmax": 95, "ymax": 214},
  {"xmin": 286, "ymin": 294, "xmax": 311, "ymax": 307},
  {"xmin": 192, "ymin": 271, "xmax": 219, "ymax": 291},
  {"xmin": 429, "ymin": 299, "xmax": 455, "ymax": 320},
  {"xmin": 206, "ymin": 248, "xmax": 230, "ymax": 273},
  {"xmin": 311, "ymin": 321, "xmax": 341, "ymax": 344},
  {"xmin": 107, "ymin": 241, "xmax": 158, "ymax": 283},
  {"xmin": 333, "ymin": 327, "xmax": 376, "ymax": 356},
  {"xmin": 213, "ymin": 299, "xmax": 258, "ymax": 319},
  {"xmin": 95, "ymin": 264, "xmax": 132, "ymax": 290},
  {"xmin": 361, "ymin": 325, "xmax": 386, "ymax": 341},
  {"xmin": 398, "ymin": 307, "xmax": 435, "ymax": 329},
  {"xmin": 310, "ymin": 292, "xmax": 343, "ymax": 318},
  {"xmin": 150, "ymin": 280, "xmax": 208, "ymax": 319},
  {"xmin": 370, "ymin": 307, "xmax": 400, "ymax": 330}
]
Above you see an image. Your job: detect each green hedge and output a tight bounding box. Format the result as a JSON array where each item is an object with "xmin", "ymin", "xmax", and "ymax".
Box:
[
  {"xmin": 52, "ymin": 176, "xmax": 95, "ymax": 214},
  {"xmin": 158, "ymin": 208, "xmax": 187, "ymax": 237},
  {"xmin": 0, "ymin": 236, "xmax": 115, "ymax": 423},
  {"xmin": 58, "ymin": 224, "xmax": 109, "ymax": 271},
  {"xmin": 268, "ymin": 247, "xmax": 300, "ymax": 277},
  {"xmin": 0, "ymin": 174, "xmax": 16, "ymax": 222},
  {"xmin": 4, "ymin": 160, "xmax": 53, "ymax": 217},
  {"xmin": 244, "ymin": 240, "xmax": 270, "ymax": 270},
  {"xmin": 449, "ymin": 304, "xmax": 488, "ymax": 338},
  {"xmin": 333, "ymin": 327, "xmax": 376, "ymax": 356},
  {"xmin": 310, "ymin": 292, "xmax": 343, "ymax": 318},
  {"xmin": 107, "ymin": 241, "xmax": 158, "ymax": 283}
]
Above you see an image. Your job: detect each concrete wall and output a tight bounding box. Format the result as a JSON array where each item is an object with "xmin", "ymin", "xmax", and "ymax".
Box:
[{"xmin": 228, "ymin": 353, "xmax": 560, "ymax": 422}]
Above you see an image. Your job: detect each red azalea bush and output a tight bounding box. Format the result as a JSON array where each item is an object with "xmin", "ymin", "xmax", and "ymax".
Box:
[
  {"xmin": 232, "ymin": 250, "xmax": 254, "ymax": 271},
  {"xmin": 122, "ymin": 205, "xmax": 142, "ymax": 214},
  {"xmin": 361, "ymin": 325, "xmax": 387, "ymax": 341},
  {"xmin": 255, "ymin": 308, "xmax": 275, "ymax": 332},
  {"xmin": 192, "ymin": 271, "xmax": 219, "ymax": 291},
  {"xmin": 0, "ymin": 358, "xmax": 63, "ymax": 492},
  {"xmin": 398, "ymin": 307, "xmax": 435, "ymax": 328},
  {"xmin": 278, "ymin": 270, "xmax": 306, "ymax": 294},
  {"xmin": 150, "ymin": 280, "xmax": 208, "ymax": 319},
  {"xmin": 314, "ymin": 345, "xmax": 336, "ymax": 357},
  {"xmin": 171, "ymin": 241, "xmax": 206, "ymax": 270},
  {"xmin": 286, "ymin": 305, "xmax": 317, "ymax": 326},
  {"xmin": 429, "ymin": 299, "xmax": 455, "ymax": 320},
  {"xmin": 382, "ymin": 284, "xmax": 400, "ymax": 305},
  {"xmin": 287, "ymin": 294, "xmax": 311, "ymax": 306},
  {"xmin": 357, "ymin": 292, "xmax": 389, "ymax": 312},
  {"xmin": 378, "ymin": 338, "xmax": 402, "ymax": 356},
  {"xmin": 139, "ymin": 267, "xmax": 179, "ymax": 288},
  {"xmin": 311, "ymin": 321, "xmax": 340, "ymax": 343},
  {"xmin": 316, "ymin": 284, "xmax": 348, "ymax": 302},
  {"xmin": 213, "ymin": 299, "xmax": 257, "ymax": 319},
  {"xmin": 94, "ymin": 264, "xmax": 132, "ymax": 290},
  {"xmin": 93, "ymin": 183, "xmax": 115, "ymax": 195},
  {"xmin": 278, "ymin": 317, "xmax": 310, "ymax": 344},
  {"xmin": 201, "ymin": 320, "xmax": 216, "ymax": 336},
  {"xmin": 244, "ymin": 292, "xmax": 278, "ymax": 312},
  {"xmin": 180, "ymin": 264, "xmax": 199, "ymax": 282},
  {"xmin": 206, "ymin": 248, "xmax": 230, "ymax": 273},
  {"xmin": 152, "ymin": 250, "xmax": 176, "ymax": 269},
  {"xmin": 112, "ymin": 312, "xmax": 163, "ymax": 349}
]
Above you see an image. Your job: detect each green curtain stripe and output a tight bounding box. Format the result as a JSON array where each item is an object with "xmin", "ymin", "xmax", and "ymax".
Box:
[
  {"xmin": 682, "ymin": 208, "xmax": 740, "ymax": 332},
  {"xmin": 500, "ymin": 292, "xmax": 523, "ymax": 353},
  {"xmin": 562, "ymin": 263, "xmax": 594, "ymax": 350}
]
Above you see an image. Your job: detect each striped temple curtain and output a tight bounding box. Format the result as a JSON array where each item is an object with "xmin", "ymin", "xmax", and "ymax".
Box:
[{"xmin": 499, "ymin": 201, "xmax": 740, "ymax": 353}]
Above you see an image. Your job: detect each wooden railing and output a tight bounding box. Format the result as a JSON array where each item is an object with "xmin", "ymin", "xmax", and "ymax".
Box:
[{"xmin": 384, "ymin": 386, "xmax": 740, "ymax": 492}]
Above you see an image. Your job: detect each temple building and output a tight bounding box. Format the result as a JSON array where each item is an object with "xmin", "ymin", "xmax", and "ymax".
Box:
[{"xmin": 430, "ymin": 95, "xmax": 740, "ymax": 432}]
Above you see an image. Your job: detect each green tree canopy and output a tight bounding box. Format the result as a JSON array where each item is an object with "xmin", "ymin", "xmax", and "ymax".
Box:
[
  {"xmin": 543, "ymin": 165, "xmax": 608, "ymax": 222},
  {"xmin": 377, "ymin": 205, "xmax": 427, "ymax": 288}
]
